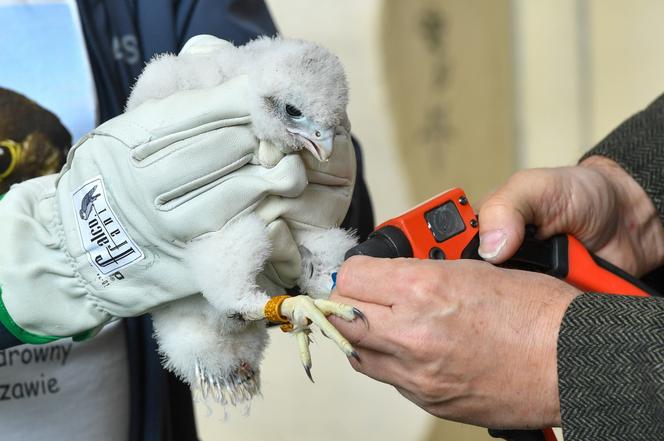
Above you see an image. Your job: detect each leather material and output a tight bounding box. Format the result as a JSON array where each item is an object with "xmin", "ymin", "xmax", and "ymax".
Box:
[{"xmin": 0, "ymin": 72, "xmax": 354, "ymax": 338}]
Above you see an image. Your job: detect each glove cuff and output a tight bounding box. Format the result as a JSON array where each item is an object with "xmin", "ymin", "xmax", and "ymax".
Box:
[
  {"xmin": 0, "ymin": 194, "xmax": 61, "ymax": 344},
  {"xmin": 0, "ymin": 285, "xmax": 60, "ymax": 344},
  {"xmin": 0, "ymin": 285, "xmax": 102, "ymax": 344},
  {"xmin": 0, "ymin": 176, "xmax": 110, "ymax": 340}
]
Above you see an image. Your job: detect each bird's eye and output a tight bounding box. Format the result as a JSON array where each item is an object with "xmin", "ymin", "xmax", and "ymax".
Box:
[
  {"xmin": 0, "ymin": 141, "xmax": 19, "ymax": 179},
  {"xmin": 285, "ymin": 104, "xmax": 303, "ymax": 118}
]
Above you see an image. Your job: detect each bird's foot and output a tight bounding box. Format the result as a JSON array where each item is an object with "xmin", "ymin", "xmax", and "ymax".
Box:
[
  {"xmin": 195, "ymin": 360, "xmax": 261, "ymax": 406},
  {"xmin": 151, "ymin": 296, "xmax": 267, "ymax": 408},
  {"xmin": 265, "ymin": 295, "xmax": 367, "ymax": 381}
]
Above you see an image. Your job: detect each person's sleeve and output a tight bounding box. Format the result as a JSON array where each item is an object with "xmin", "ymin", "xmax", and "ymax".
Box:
[
  {"xmin": 558, "ymin": 293, "xmax": 664, "ymax": 440},
  {"xmin": 581, "ymin": 93, "xmax": 664, "ymax": 223},
  {"xmin": 0, "ymin": 329, "xmax": 21, "ymax": 348},
  {"xmin": 558, "ymin": 94, "xmax": 664, "ymax": 440},
  {"xmin": 0, "ymin": 316, "xmax": 22, "ymax": 348},
  {"xmin": 340, "ymin": 136, "xmax": 375, "ymax": 242}
]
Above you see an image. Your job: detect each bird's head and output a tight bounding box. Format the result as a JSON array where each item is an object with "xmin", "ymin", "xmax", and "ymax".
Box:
[{"xmin": 241, "ymin": 37, "xmax": 349, "ymax": 162}]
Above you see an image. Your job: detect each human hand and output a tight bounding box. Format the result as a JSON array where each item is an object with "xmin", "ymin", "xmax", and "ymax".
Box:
[
  {"xmin": 330, "ymin": 256, "xmax": 580, "ymax": 429},
  {"xmin": 477, "ymin": 156, "xmax": 664, "ymax": 277}
]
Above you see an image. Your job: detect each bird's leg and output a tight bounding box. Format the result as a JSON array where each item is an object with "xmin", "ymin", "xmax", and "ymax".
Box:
[
  {"xmin": 260, "ymin": 226, "xmax": 367, "ymax": 378},
  {"xmin": 187, "ymin": 214, "xmax": 274, "ymax": 320},
  {"xmin": 266, "ymin": 295, "xmax": 365, "ymax": 380},
  {"xmin": 186, "ymin": 215, "xmax": 366, "ymax": 382},
  {"xmin": 179, "ymin": 214, "xmax": 279, "ymax": 403}
]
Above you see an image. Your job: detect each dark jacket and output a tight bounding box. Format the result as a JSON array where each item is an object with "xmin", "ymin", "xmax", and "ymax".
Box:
[
  {"xmin": 0, "ymin": 2, "xmax": 374, "ymax": 441},
  {"xmin": 557, "ymin": 95, "xmax": 664, "ymax": 441}
]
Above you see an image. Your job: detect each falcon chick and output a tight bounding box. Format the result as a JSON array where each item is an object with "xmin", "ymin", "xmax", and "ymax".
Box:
[
  {"xmin": 127, "ymin": 35, "xmax": 350, "ymax": 163},
  {"xmin": 126, "ymin": 36, "xmax": 362, "ymax": 406}
]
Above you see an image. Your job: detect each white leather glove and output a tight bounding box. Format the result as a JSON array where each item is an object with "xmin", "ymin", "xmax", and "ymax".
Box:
[
  {"xmin": 0, "ymin": 75, "xmax": 312, "ymax": 343},
  {"xmin": 254, "ymin": 129, "xmax": 357, "ymax": 295}
]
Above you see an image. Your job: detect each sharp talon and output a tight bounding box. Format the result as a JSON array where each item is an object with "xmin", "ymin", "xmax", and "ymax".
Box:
[
  {"xmin": 195, "ymin": 363, "xmax": 204, "ymax": 393},
  {"xmin": 213, "ymin": 378, "xmax": 222, "ymax": 403},
  {"xmin": 350, "ymin": 350, "xmax": 361, "ymax": 363},
  {"xmin": 304, "ymin": 364, "xmax": 315, "ymax": 383},
  {"xmin": 202, "ymin": 377, "xmax": 210, "ymax": 400},
  {"xmin": 353, "ymin": 307, "xmax": 369, "ymax": 328}
]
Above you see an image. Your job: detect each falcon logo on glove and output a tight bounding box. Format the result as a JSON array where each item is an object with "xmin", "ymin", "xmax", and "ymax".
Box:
[
  {"xmin": 72, "ymin": 177, "xmax": 144, "ymax": 275},
  {"xmin": 78, "ymin": 185, "xmax": 100, "ymax": 220}
]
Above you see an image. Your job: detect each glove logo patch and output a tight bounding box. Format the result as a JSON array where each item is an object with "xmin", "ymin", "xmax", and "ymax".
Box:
[{"xmin": 72, "ymin": 177, "xmax": 144, "ymax": 275}]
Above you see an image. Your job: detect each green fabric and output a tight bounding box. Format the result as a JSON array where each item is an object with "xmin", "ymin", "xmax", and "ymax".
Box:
[
  {"xmin": 72, "ymin": 325, "xmax": 103, "ymax": 342},
  {"xmin": 0, "ymin": 285, "xmax": 61, "ymax": 344}
]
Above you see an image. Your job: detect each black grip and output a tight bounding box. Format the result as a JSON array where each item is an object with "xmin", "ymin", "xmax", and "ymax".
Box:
[
  {"xmin": 502, "ymin": 231, "xmax": 569, "ymax": 278},
  {"xmin": 488, "ymin": 429, "xmax": 547, "ymax": 441},
  {"xmin": 344, "ymin": 225, "xmax": 413, "ymax": 260}
]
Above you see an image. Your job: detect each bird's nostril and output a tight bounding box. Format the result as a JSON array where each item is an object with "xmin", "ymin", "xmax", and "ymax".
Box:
[{"xmin": 315, "ymin": 131, "xmax": 321, "ymax": 138}]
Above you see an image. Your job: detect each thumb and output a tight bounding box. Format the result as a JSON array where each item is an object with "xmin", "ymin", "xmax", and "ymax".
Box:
[
  {"xmin": 477, "ymin": 171, "xmax": 549, "ymax": 263},
  {"xmin": 477, "ymin": 196, "xmax": 527, "ymax": 263}
]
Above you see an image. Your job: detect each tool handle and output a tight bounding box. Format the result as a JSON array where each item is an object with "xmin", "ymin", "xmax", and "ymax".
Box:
[
  {"xmin": 504, "ymin": 229, "xmax": 658, "ymax": 297},
  {"xmin": 488, "ymin": 428, "xmax": 557, "ymax": 441}
]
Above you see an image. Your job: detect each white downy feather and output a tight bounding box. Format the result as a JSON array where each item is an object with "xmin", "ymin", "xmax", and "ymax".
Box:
[
  {"xmin": 186, "ymin": 214, "xmax": 273, "ymax": 320},
  {"xmin": 296, "ymin": 227, "xmax": 357, "ymax": 298}
]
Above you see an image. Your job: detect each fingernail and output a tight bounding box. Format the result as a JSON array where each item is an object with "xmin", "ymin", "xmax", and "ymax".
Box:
[{"xmin": 478, "ymin": 230, "xmax": 506, "ymax": 260}]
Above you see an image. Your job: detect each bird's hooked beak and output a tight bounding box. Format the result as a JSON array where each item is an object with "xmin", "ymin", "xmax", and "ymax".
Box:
[{"xmin": 287, "ymin": 123, "xmax": 335, "ymax": 162}]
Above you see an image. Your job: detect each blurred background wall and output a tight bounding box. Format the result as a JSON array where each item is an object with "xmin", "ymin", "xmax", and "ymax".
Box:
[{"xmin": 194, "ymin": 1, "xmax": 664, "ymax": 440}]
